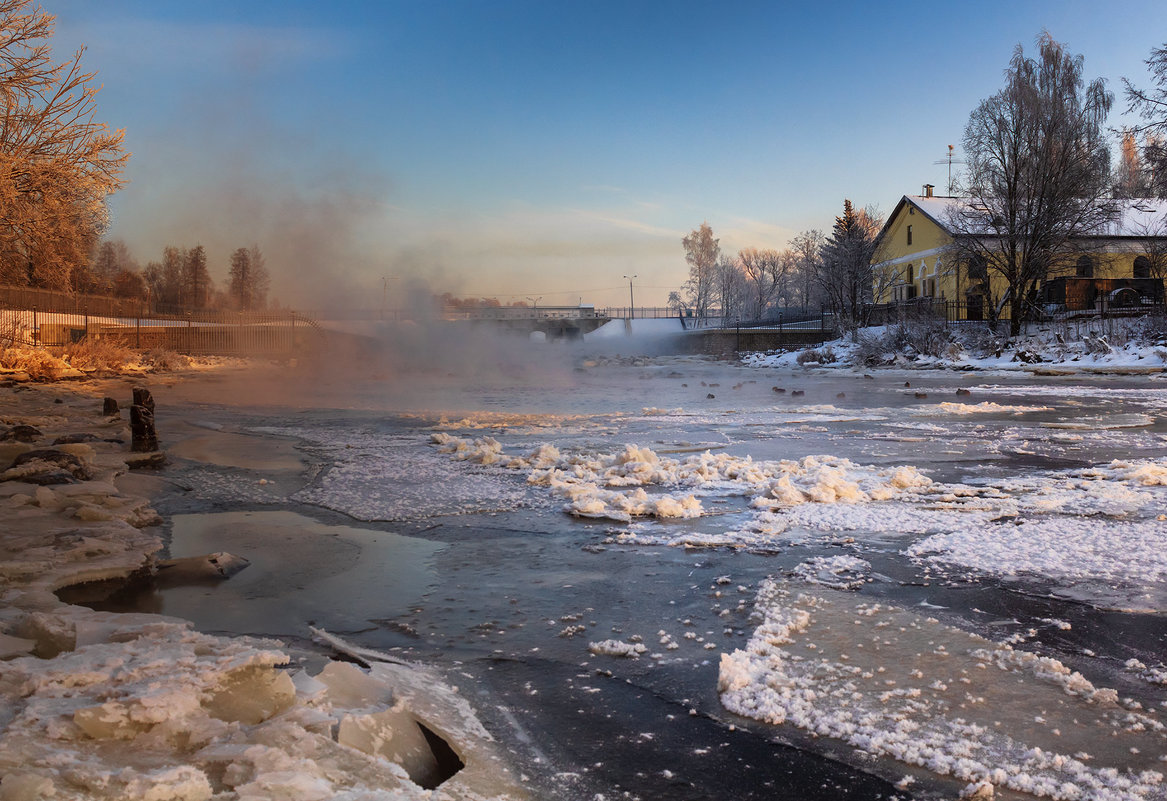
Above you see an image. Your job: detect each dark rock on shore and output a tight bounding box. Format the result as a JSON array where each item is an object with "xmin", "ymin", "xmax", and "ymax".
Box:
[
  {"xmin": 2, "ymin": 449, "xmax": 93, "ymax": 484},
  {"xmin": 1, "ymin": 424, "xmax": 42, "ymax": 443}
]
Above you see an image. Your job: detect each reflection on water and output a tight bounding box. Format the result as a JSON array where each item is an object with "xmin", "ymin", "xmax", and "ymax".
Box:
[{"xmin": 67, "ymin": 511, "xmax": 443, "ymax": 639}]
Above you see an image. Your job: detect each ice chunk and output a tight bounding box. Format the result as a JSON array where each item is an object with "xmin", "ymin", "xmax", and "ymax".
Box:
[
  {"xmin": 0, "ymin": 773, "xmax": 56, "ymax": 801},
  {"xmin": 203, "ymin": 665, "xmax": 295, "ymax": 725},
  {"xmin": 337, "ymin": 704, "xmax": 443, "ymax": 788}
]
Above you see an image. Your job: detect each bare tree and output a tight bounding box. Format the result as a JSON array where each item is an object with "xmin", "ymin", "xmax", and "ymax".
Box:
[
  {"xmin": 714, "ymin": 253, "xmax": 747, "ymax": 323},
  {"xmin": 682, "ymin": 221, "xmax": 719, "ymax": 321},
  {"xmin": 1123, "ymin": 43, "xmax": 1167, "ymax": 196},
  {"xmin": 0, "ymin": 1, "xmax": 127, "ymax": 289},
  {"xmin": 666, "ymin": 290, "xmax": 686, "ymax": 316},
  {"xmin": 817, "ymin": 200, "xmax": 882, "ymax": 329},
  {"xmin": 89, "ymin": 238, "xmax": 137, "ymax": 293},
  {"xmin": 788, "ymin": 229, "xmax": 824, "ymax": 308},
  {"xmin": 949, "ymin": 33, "xmax": 1115, "ymax": 335},
  {"xmin": 1130, "ymin": 209, "xmax": 1167, "ymax": 283},
  {"xmin": 737, "ymin": 247, "xmax": 785, "ymax": 319}
]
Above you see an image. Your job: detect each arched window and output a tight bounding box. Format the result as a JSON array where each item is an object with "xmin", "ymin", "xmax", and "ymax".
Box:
[
  {"xmin": 1076, "ymin": 255, "xmax": 1094, "ymax": 278},
  {"xmin": 1134, "ymin": 255, "xmax": 1152, "ymax": 279},
  {"xmin": 967, "ymin": 255, "xmax": 987, "ymax": 281}
]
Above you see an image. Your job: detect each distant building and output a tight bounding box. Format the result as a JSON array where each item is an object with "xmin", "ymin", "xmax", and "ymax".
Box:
[{"xmin": 870, "ymin": 185, "xmax": 1167, "ymax": 319}]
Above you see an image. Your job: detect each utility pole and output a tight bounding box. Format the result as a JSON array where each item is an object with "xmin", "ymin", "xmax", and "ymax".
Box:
[{"xmin": 623, "ymin": 274, "xmax": 637, "ymax": 320}]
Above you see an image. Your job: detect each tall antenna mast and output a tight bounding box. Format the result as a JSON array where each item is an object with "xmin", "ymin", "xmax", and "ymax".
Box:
[{"xmin": 932, "ymin": 145, "xmax": 965, "ymax": 195}]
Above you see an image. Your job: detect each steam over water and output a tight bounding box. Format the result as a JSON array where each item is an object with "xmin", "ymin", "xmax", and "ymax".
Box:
[{"xmin": 144, "ymin": 350, "xmax": 1167, "ymax": 800}]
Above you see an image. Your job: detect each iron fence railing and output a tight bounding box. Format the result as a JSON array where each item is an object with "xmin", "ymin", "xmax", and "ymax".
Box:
[{"xmin": 0, "ymin": 306, "xmax": 316, "ymax": 356}]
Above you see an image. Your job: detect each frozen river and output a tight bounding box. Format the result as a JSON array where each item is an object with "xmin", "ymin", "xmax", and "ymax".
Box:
[{"xmin": 88, "ymin": 353, "xmax": 1167, "ymax": 800}]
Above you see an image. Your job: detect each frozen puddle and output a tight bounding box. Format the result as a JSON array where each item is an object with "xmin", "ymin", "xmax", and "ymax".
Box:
[{"xmin": 720, "ymin": 581, "xmax": 1167, "ymax": 800}]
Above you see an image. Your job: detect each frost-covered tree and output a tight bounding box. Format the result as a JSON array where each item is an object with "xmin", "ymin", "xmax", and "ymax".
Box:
[
  {"xmin": 950, "ymin": 33, "xmax": 1115, "ymax": 335},
  {"xmin": 1114, "ymin": 130, "xmax": 1151, "ymax": 198},
  {"xmin": 1124, "ymin": 42, "xmax": 1167, "ymax": 197},
  {"xmin": 682, "ymin": 221, "xmax": 719, "ymax": 321},
  {"xmin": 817, "ymin": 200, "xmax": 882, "ymax": 329},
  {"xmin": 0, "ymin": 0, "xmax": 127, "ymax": 289}
]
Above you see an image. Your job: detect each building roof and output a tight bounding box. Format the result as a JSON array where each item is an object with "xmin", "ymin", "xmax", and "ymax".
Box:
[{"xmin": 894, "ymin": 194, "xmax": 1167, "ymax": 239}]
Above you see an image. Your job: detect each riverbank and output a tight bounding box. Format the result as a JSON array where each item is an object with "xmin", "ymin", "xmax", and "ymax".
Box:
[{"xmin": 0, "ymin": 365, "xmax": 525, "ymax": 801}]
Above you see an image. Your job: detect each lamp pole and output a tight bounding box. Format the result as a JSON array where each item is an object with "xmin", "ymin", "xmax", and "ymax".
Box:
[
  {"xmin": 622, "ymin": 274, "xmax": 637, "ymax": 320},
  {"xmin": 526, "ymin": 296, "xmax": 542, "ymax": 316}
]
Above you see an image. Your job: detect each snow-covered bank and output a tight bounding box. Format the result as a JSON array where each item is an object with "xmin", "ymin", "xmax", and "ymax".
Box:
[
  {"xmin": 741, "ymin": 321, "xmax": 1167, "ymax": 375},
  {"xmin": 0, "ymin": 377, "xmax": 524, "ymax": 800}
]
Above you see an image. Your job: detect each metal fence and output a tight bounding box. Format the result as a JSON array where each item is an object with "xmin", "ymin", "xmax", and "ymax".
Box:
[
  {"xmin": 0, "ymin": 284, "xmax": 149, "ymax": 318},
  {"xmin": 865, "ymin": 297, "xmax": 1167, "ymax": 329},
  {"xmin": 0, "ymin": 307, "xmax": 316, "ymax": 356}
]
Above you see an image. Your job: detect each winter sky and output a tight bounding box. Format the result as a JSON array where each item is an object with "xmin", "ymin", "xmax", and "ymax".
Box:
[{"xmin": 46, "ymin": 0, "xmax": 1167, "ymax": 309}]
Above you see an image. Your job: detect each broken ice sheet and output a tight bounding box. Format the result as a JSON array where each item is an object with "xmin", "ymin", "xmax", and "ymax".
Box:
[{"xmin": 719, "ymin": 581, "xmax": 1166, "ymax": 800}]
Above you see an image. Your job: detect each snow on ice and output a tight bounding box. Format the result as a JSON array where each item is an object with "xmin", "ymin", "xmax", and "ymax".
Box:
[{"xmin": 718, "ymin": 582, "xmax": 1167, "ymax": 801}]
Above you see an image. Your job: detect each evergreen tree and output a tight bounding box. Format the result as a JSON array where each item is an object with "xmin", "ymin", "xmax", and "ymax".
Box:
[
  {"xmin": 228, "ymin": 245, "xmax": 270, "ymax": 310},
  {"xmin": 183, "ymin": 245, "xmax": 210, "ymax": 309},
  {"xmin": 818, "ymin": 200, "xmax": 882, "ymax": 329}
]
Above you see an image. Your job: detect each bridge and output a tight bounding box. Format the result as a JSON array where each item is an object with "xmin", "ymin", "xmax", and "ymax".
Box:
[{"xmin": 440, "ymin": 305, "xmax": 611, "ymax": 339}]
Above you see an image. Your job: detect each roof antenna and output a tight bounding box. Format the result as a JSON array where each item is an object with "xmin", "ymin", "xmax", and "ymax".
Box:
[{"xmin": 932, "ymin": 145, "xmax": 965, "ymax": 195}]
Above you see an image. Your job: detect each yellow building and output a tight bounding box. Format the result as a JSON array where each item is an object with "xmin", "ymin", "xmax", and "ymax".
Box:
[{"xmin": 871, "ymin": 185, "xmax": 1167, "ymax": 318}]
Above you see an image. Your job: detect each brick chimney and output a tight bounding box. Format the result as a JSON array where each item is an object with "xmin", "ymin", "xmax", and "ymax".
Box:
[{"xmin": 923, "ymin": 184, "xmax": 934, "ymax": 198}]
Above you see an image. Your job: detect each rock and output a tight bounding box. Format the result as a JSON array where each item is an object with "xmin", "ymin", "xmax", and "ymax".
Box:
[
  {"xmin": 1, "ymin": 424, "xmax": 42, "ymax": 443},
  {"xmin": 914, "ymin": 392, "xmax": 928, "ymax": 399},
  {"xmin": 904, "ymin": 381, "xmax": 911, "ymax": 387},
  {"xmin": 706, "ymin": 393, "xmax": 715, "ymax": 399},
  {"xmin": 955, "ymin": 388, "xmax": 972, "ymax": 396},
  {"xmin": 772, "ymin": 387, "xmax": 785, "ymax": 393},
  {"xmin": 1, "ymin": 449, "xmax": 92, "ymax": 484},
  {"xmin": 791, "ymin": 390, "xmax": 805, "ymax": 397},
  {"xmin": 103, "ymin": 397, "xmax": 120, "ymax": 416},
  {"xmin": 836, "ymin": 392, "xmax": 846, "ymax": 399},
  {"xmin": 156, "ymin": 552, "xmax": 250, "ymax": 584},
  {"xmin": 52, "ymin": 432, "xmax": 101, "ymax": 445}
]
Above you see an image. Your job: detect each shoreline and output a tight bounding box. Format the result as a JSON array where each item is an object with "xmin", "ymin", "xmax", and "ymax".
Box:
[{"xmin": 0, "ymin": 367, "xmax": 526, "ymax": 801}]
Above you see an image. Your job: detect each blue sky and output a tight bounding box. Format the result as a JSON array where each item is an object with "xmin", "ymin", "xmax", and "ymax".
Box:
[{"xmin": 46, "ymin": 0, "xmax": 1167, "ymax": 308}]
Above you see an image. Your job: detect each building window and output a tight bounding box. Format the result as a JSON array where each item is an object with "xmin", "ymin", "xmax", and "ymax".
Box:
[
  {"xmin": 1134, "ymin": 255, "xmax": 1152, "ymax": 279},
  {"xmin": 906, "ymin": 264, "xmax": 914, "ymax": 283},
  {"xmin": 907, "ymin": 225, "xmax": 913, "ymax": 246},
  {"xmin": 967, "ymin": 256, "xmax": 987, "ymax": 281},
  {"xmin": 1076, "ymin": 255, "xmax": 1094, "ymax": 278}
]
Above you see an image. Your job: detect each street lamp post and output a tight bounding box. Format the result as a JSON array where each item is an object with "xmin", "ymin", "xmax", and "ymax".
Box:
[
  {"xmin": 526, "ymin": 296, "xmax": 542, "ymax": 316},
  {"xmin": 622, "ymin": 274, "xmax": 637, "ymax": 320}
]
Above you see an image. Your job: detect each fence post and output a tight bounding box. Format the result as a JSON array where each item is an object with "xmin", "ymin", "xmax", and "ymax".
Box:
[
  {"xmin": 136, "ymin": 314, "xmax": 140, "ymax": 349},
  {"xmin": 186, "ymin": 312, "xmax": 191, "ymax": 355},
  {"xmin": 32, "ymin": 306, "xmax": 37, "ymax": 346},
  {"xmin": 84, "ymin": 307, "xmax": 89, "ymax": 341}
]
